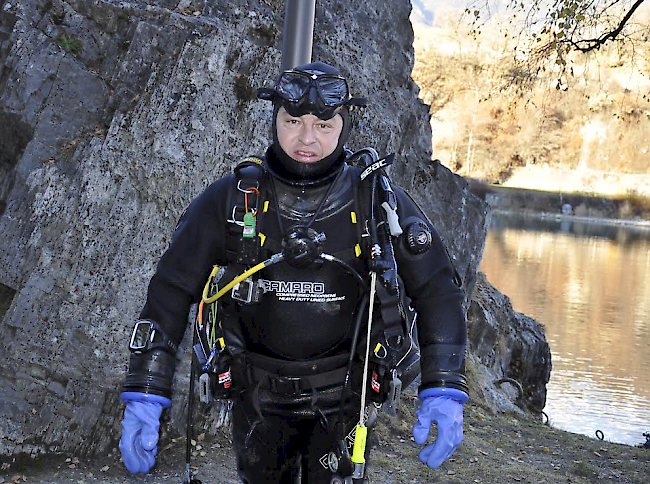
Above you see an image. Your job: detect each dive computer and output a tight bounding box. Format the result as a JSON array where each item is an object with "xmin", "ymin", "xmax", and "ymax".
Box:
[{"xmin": 128, "ymin": 319, "xmax": 178, "ymax": 354}]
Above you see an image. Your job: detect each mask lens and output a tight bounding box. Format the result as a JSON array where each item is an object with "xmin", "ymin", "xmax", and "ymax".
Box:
[
  {"xmin": 276, "ymin": 71, "xmax": 350, "ymax": 107},
  {"xmin": 315, "ymin": 76, "xmax": 349, "ymax": 106},
  {"xmin": 276, "ymin": 71, "xmax": 312, "ymax": 101}
]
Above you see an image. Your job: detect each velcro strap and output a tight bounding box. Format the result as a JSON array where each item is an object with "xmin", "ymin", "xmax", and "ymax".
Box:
[
  {"xmin": 248, "ymin": 366, "xmax": 348, "ymax": 394},
  {"xmin": 242, "ymin": 352, "xmax": 349, "ymax": 394}
]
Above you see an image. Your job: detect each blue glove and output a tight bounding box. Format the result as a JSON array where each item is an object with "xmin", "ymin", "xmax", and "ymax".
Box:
[
  {"xmin": 413, "ymin": 387, "xmax": 468, "ymax": 469},
  {"xmin": 119, "ymin": 392, "xmax": 171, "ymax": 474}
]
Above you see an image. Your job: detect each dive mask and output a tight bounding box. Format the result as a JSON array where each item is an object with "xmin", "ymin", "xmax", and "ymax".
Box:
[{"xmin": 258, "ymin": 67, "xmax": 366, "ymax": 120}]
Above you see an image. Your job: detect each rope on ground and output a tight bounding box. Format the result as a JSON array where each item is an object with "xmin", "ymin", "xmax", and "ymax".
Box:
[
  {"xmin": 493, "ymin": 378, "xmax": 550, "ymax": 425},
  {"xmin": 540, "ymin": 410, "xmax": 549, "ymax": 426},
  {"xmin": 493, "ymin": 377, "xmax": 524, "ymax": 400},
  {"xmin": 641, "ymin": 432, "xmax": 650, "ymax": 449}
]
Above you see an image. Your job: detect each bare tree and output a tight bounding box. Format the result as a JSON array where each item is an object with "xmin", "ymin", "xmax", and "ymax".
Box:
[{"xmin": 466, "ymin": 0, "xmax": 649, "ymax": 88}]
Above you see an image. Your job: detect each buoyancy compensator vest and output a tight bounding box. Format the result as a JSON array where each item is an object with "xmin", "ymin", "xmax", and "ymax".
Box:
[{"xmin": 191, "ymin": 151, "xmax": 421, "ymax": 412}]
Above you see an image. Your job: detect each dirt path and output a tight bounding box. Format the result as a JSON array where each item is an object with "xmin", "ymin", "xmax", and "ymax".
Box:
[{"xmin": 3, "ymin": 390, "xmax": 649, "ymax": 484}]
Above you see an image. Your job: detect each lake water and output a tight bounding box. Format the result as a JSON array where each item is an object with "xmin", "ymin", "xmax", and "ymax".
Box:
[{"xmin": 480, "ymin": 212, "xmax": 650, "ymax": 446}]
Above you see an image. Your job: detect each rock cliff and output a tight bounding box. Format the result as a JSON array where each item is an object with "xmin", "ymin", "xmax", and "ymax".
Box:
[{"xmin": 0, "ymin": 0, "xmax": 550, "ymax": 458}]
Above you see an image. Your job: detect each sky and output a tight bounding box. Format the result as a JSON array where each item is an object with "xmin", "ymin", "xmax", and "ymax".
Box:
[
  {"xmin": 411, "ymin": 0, "xmax": 510, "ymax": 25},
  {"xmin": 411, "ymin": 0, "xmax": 489, "ymax": 24}
]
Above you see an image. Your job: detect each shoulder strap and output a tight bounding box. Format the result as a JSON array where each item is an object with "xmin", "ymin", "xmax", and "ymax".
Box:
[
  {"xmin": 348, "ymin": 159, "xmax": 408, "ymax": 364},
  {"xmin": 348, "ymin": 164, "xmax": 372, "ymax": 261}
]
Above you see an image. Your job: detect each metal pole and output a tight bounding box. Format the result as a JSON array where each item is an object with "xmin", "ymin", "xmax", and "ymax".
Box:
[{"xmin": 281, "ymin": 0, "xmax": 316, "ymax": 71}]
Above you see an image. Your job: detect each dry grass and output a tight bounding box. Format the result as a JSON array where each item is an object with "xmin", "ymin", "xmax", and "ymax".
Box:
[{"xmin": 411, "ymin": 10, "xmax": 650, "ymax": 190}]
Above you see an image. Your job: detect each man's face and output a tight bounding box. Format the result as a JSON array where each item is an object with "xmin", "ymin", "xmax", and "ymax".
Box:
[{"xmin": 276, "ymin": 106, "xmax": 344, "ymax": 163}]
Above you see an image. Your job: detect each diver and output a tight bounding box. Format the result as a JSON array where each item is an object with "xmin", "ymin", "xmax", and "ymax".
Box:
[{"xmin": 119, "ymin": 61, "xmax": 469, "ymax": 483}]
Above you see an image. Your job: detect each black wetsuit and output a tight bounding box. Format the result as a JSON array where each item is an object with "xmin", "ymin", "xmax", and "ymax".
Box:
[{"xmin": 131, "ymin": 150, "xmax": 467, "ymax": 483}]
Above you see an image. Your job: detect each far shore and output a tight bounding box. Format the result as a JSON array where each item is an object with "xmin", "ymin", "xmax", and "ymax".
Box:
[
  {"xmin": 468, "ymin": 178, "xmax": 650, "ymax": 226},
  {"xmin": 491, "ymin": 208, "xmax": 650, "ymax": 229}
]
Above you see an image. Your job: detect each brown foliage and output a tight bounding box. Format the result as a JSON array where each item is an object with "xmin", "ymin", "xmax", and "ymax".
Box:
[{"xmin": 411, "ymin": 17, "xmax": 650, "ymax": 187}]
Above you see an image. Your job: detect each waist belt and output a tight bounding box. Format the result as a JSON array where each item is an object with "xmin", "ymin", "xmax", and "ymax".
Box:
[
  {"xmin": 241, "ymin": 351, "xmax": 350, "ymax": 395},
  {"xmin": 249, "ymin": 366, "xmax": 349, "ymax": 394}
]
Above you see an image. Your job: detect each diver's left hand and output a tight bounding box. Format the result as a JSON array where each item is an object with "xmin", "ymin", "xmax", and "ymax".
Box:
[{"xmin": 412, "ymin": 387, "xmax": 468, "ymax": 468}]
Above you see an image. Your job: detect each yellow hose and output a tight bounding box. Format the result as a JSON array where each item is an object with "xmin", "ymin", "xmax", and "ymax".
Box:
[
  {"xmin": 202, "ymin": 265, "xmax": 221, "ymax": 303},
  {"xmin": 202, "ymin": 262, "xmax": 266, "ymax": 304},
  {"xmin": 201, "ymin": 253, "xmax": 284, "ymax": 305}
]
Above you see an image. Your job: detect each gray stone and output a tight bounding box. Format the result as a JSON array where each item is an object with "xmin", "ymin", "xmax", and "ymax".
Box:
[
  {"xmin": 0, "ymin": 0, "xmax": 550, "ymax": 459},
  {"xmin": 467, "ymin": 272, "xmax": 552, "ymax": 413}
]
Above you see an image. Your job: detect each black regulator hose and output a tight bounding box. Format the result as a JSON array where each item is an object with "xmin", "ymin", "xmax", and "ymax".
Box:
[{"xmin": 320, "ymin": 253, "xmax": 367, "ymax": 290}]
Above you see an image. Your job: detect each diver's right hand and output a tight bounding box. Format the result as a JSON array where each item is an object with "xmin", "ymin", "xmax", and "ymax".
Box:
[{"xmin": 119, "ymin": 392, "xmax": 171, "ymax": 474}]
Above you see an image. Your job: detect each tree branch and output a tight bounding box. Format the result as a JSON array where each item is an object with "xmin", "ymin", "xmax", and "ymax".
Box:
[{"xmin": 570, "ymin": 0, "xmax": 646, "ymax": 52}]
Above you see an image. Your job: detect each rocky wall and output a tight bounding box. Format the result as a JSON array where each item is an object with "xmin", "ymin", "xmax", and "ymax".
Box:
[
  {"xmin": 0, "ymin": 0, "xmax": 549, "ymax": 459},
  {"xmin": 467, "ymin": 272, "xmax": 552, "ymax": 414}
]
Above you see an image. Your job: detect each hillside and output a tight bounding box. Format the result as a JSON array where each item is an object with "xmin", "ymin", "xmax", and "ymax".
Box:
[{"xmin": 410, "ymin": 7, "xmax": 650, "ymax": 201}]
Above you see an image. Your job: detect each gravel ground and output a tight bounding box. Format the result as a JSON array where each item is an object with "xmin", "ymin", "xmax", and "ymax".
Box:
[{"xmin": 3, "ymin": 391, "xmax": 649, "ymax": 484}]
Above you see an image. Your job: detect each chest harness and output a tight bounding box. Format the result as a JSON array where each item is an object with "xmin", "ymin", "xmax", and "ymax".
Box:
[
  {"xmin": 186, "ymin": 149, "xmax": 429, "ymax": 480},
  {"xmin": 193, "ymin": 151, "xmax": 419, "ymax": 401}
]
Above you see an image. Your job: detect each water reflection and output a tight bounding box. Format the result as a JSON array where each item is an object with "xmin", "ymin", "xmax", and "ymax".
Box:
[
  {"xmin": 490, "ymin": 212, "xmax": 650, "ymax": 246},
  {"xmin": 480, "ymin": 212, "xmax": 650, "ymax": 446}
]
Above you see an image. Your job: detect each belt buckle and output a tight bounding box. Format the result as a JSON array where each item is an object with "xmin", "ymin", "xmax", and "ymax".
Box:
[{"xmin": 271, "ymin": 375, "xmax": 302, "ymax": 394}]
